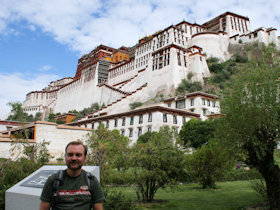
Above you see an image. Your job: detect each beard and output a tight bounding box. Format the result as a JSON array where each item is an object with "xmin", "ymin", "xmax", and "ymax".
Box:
[{"xmin": 66, "ymin": 160, "xmax": 83, "ymax": 171}]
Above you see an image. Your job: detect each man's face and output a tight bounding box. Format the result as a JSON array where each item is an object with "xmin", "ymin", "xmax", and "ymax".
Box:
[{"xmin": 65, "ymin": 144, "xmax": 87, "ymax": 171}]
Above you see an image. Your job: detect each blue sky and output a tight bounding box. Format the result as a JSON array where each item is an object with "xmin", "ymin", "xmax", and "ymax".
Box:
[{"xmin": 0, "ymin": 0, "xmax": 279, "ymax": 119}]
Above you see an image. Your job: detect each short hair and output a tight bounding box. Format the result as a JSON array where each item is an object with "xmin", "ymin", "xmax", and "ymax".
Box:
[{"xmin": 65, "ymin": 141, "xmax": 88, "ymax": 156}]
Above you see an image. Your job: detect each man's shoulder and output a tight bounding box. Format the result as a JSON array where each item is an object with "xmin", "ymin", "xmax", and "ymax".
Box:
[{"xmin": 45, "ymin": 170, "xmax": 64, "ymax": 184}]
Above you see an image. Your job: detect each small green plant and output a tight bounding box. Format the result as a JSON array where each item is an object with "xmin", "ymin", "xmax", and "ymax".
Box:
[
  {"xmin": 103, "ymin": 189, "xmax": 136, "ymax": 210},
  {"xmin": 129, "ymin": 102, "xmax": 143, "ymax": 110},
  {"xmin": 187, "ymin": 72, "xmax": 193, "ymax": 80},
  {"xmin": 176, "ymin": 79, "xmax": 202, "ymax": 94}
]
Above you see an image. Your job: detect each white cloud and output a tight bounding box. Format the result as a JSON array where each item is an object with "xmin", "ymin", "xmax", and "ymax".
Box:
[
  {"xmin": 39, "ymin": 65, "xmax": 53, "ymax": 72},
  {"xmin": 0, "ymin": 0, "xmax": 278, "ymax": 54},
  {"xmin": 0, "ymin": 72, "xmax": 60, "ymax": 119}
]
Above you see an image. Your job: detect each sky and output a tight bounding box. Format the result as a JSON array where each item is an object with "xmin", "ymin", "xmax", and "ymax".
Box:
[{"xmin": 0, "ymin": 0, "xmax": 279, "ymax": 119}]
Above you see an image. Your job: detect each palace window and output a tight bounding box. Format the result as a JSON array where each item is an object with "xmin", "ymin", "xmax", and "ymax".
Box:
[
  {"xmin": 190, "ymin": 98, "xmax": 194, "ymax": 106},
  {"xmin": 138, "ymin": 127, "xmax": 142, "ymax": 136},
  {"xmin": 212, "ymin": 101, "xmax": 216, "ymax": 107},
  {"xmin": 114, "ymin": 119, "xmax": 118, "ymax": 127},
  {"xmin": 122, "ymin": 117, "xmax": 126, "ymax": 126},
  {"xmin": 148, "ymin": 113, "xmax": 152, "ymax": 122},
  {"xmin": 173, "ymin": 115, "xmax": 178, "ymax": 124},
  {"xmin": 129, "ymin": 128, "xmax": 133, "ymax": 137},
  {"xmin": 202, "ymin": 99, "xmax": 206, "ymax": 105},
  {"xmin": 163, "ymin": 113, "xmax": 167, "ymax": 122},
  {"xmin": 207, "ymin": 100, "xmax": 211, "ymax": 106},
  {"xmin": 203, "ymin": 109, "xmax": 207, "ymax": 116},
  {"xmin": 148, "ymin": 127, "xmax": 152, "ymax": 132},
  {"xmin": 130, "ymin": 116, "xmax": 134, "ymax": 125},
  {"xmin": 106, "ymin": 121, "xmax": 109, "ymax": 128},
  {"xmin": 182, "ymin": 116, "xmax": 186, "ymax": 124},
  {"xmin": 121, "ymin": 130, "xmax": 125, "ymax": 135},
  {"xmin": 176, "ymin": 100, "xmax": 185, "ymax": 109},
  {"xmin": 139, "ymin": 114, "xmax": 143, "ymax": 124},
  {"xmin": 177, "ymin": 52, "xmax": 181, "ymax": 66}
]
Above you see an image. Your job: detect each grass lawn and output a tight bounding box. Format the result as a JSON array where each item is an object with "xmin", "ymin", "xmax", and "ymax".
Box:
[{"xmin": 109, "ymin": 180, "xmax": 266, "ymax": 210}]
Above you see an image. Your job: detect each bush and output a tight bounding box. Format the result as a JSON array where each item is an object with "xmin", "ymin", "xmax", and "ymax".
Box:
[
  {"xmin": 103, "ymin": 189, "xmax": 136, "ymax": 210},
  {"xmin": 249, "ymin": 179, "xmax": 268, "ymax": 204},
  {"xmin": 220, "ymin": 168, "xmax": 262, "ymax": 181},
  {"xmin": 129, "ymin": 102, "xmax": 143, "ymax": 110},
  {"xmin": 235, "ymin": 53, "xmax": 248, "ymax": 63},
  {"xmin": 187, "ymin": 140, "xmax": 232, "ymax": 188},
  {"xmin": 176, "ymin": 79, "xmax": 202, "ymax": 94},
  {"xmin": 209, "ymin": 63, "xmax": 223, "ymax": 73},
  {"xmin": 103, "ymin": 169, "xmax": 134, "ymax": 186},
  {"xmin": 0, "ymin": 158, "xmax": 41, "ymax": 209}
]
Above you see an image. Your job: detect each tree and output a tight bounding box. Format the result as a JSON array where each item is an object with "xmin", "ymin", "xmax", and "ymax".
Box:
[
  {"xmin": 179, "ymin": 118, "xmax": 217, "ymax": 148},
  {"xmin": 6, "ymin": 102, "xmax": 37, "ymax": 122},
  {"xmin": 217, "ymin": 44, "xmax": 280, "ymax": 209},
  {"xmin": 130, "ymin": 127, "xmax": 186, "ymax": 202},
  {"xmin": 187, "ymin": 140, "xmax": 232, "ymax": 188},
  {"xmin": 86, "ymin": 124, "xmax": 130, "ymax": 180}
]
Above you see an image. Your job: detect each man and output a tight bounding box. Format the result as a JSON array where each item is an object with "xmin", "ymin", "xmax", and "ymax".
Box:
[{"xmin": 40, "ymin": 141, "xmax": 105, "ymax": 210}]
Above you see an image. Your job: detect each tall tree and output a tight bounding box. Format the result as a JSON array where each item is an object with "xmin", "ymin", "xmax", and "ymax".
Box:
[
  {"xmin": 187, "ymin": 140, "xmax": 232, "ymax": 188},
  {"xmin": 86, "ymin": 124, "xmax": 130, "ymax": 180},
  {"xmin": 130, "ymin": 126, "xmax": 186, "ymax": 202},
  {"xmin": 217, "ymin": 44, "xmax": 280, "ymax": 209},
  {"xmin": 6, "ymin": 102, "xmax": 35, "ymax": 122}
]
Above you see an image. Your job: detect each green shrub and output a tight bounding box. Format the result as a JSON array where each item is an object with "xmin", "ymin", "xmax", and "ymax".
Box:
[
  {"xmin": 209, "ymin": 63, "xmax": 223, "ymax": 73},
  {"xmin": 103, "ymin": 169, "xmax": 134, "ymax": 186},
  {"xmin": 176, "ymin": 79, "xmax": 202, "ymax": 94},
  {"xmin": 0, "ymin": 158, "xmax": 41, "ymax": 209},
  {"xmin": 220, "ymin": 168, "xmax": 262, "ymax": 181},
  {"xmin": 235, "ymin": 53, "xmax": 248, "ymax": 63},
  {"xmin": 249, "ymin": 179, "xmax": 268, "ymax": 204},
  {"xmin": 207, "ymin": 57, "xmax": 219, "ymax": 63},
  {"xmin": 103, "ymin": 189, "xmax": 137, "ymax": 210},
  {"xmin": 129, "ymin": 102, "xmax": 143, "ymax": 110},
  {"xmin": 186, "ymin": 140, "xmax": 232, "ymax": 188}
]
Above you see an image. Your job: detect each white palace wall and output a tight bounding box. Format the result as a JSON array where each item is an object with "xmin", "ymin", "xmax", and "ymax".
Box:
[
  {"xmin": 35, "ymin": 122, "xmax": 91, "ymax": 160},
  {"xmin": 54, "ymin": 68, "xmax": 99, "ymax": 113},
  {"xmin": 190, "ymin": 32, "xmax": 230, "ymax": 61}
]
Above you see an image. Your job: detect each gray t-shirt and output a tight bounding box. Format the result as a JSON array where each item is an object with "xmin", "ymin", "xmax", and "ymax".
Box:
[{"xmin": 40, "ymin": 170, "xmax": 105, "ymax": 210}]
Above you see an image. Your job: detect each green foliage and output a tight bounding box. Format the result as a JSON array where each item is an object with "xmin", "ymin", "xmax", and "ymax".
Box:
[
  {"xmin": 186, "ymin": 140, "xmax": 232, "ymax": 188},
  {"xmin": 69, "ymin": 103, "xmax": 100, "ymax": 121},
  {"xmin": 206, "ymin": 57, "xmax": 219, "ymax": 63},
  {"xmin": 217, "ymin": 44, "xmax": 280, "ymax": 209},
  {"xmin": 179, "ymin": 118, "xmax": 217, "ymax": 148},
  {"xmin": 187, "ymin": 72, "xmax": 193, "ymax": 80},
  {"xmin": 129, "ymin": 102, "xmax": 143, "ymax": 110},
  {"xmin": 176, "ymin": 79, "xmax": 202, "ymax": 94},
  {"xmin": 103, "ymin": 189, "xmax": 137, "ymax": 210},
  {"xmin": 103, "ymin": 169, "xmax": 134, "ymax": 186},
  {"xmin": 6, "ymin": 102, "xmax": 38, "ymax": 122},
  {"xmin": 249, "ymin": 179, "xmax": 268, "ymax": 204},
  {"xmin": 86, "ymin": 124, "xmax": 130, "ymax": 182},
  {"xmin": 0, "ymin": 158, "xmax": 41, "ymax": 209},
  {"xmin": 130, "ymin": 127, "xmax": 186, "ymax": 202},
  {"xmin": 235, "ymin": 53, "xmax": 248, "ymax": 63},
  {"xmin": 47, "ymin": 112, "xmax": 61, "ymax": 122},
  {"xmin": 34, "ymin": 112, "xmax": 42, "ymax": 121},
  {"xmin": 137, "ymin": 131, "xmax": 156, "ymax": 144},
  {"xmin": 221, "ymin": 168, "xmax": 262, "ymax": 181}
]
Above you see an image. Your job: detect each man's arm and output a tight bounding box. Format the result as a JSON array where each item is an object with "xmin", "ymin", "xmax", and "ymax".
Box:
[
  {"xmin": 93, "ymin": 202, "xmax": 103, "ymax": 210},
  {"xmin": 39, "ymin": 201, "xmax": 51, "ymax": 210}
]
